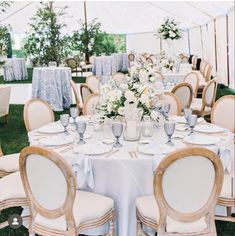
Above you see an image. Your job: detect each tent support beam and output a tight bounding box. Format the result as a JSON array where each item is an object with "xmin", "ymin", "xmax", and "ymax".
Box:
[
  {"xmin": 214, "ymin": 18, "xmax": 218, "ymax": 72},
  {"xmin": 185, "ymin": 2, "xmax": 214, "ymax": 19},
  {"xmin": 226, "ymin": 14, "xmax": 230, "ymax": 86}
]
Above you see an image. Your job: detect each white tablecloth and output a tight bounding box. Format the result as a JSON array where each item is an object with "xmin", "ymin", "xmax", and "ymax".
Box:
[
  {"xmin": 93, "ymin": 54, "xmax": 129, "ymax": 76},
  {"xmin": 31, "ymin": 67, "xmax": 72, "ymax": 111},
  {"xmin": 3, "ymin": 58, "xmax": 28, "ymax": 81},
  {"xmin": 28, "ymin": 119, "xmax": 234, "ymax": 236}
]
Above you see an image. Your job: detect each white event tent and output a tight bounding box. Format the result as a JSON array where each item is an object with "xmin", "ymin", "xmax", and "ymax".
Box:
[{"xmin": 0, "ymin": 1, "xmax": 234, "ymax": 87}]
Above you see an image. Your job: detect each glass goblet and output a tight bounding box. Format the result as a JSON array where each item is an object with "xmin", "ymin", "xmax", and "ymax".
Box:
[
  {"xmin": 60, "ymin": 114, "xmax": 70, "ymax": 135},
  {"xmin": 70, "ymin": 107, "xmax": 79, "ymax": 126},
  {"xmin": 164, "ymin": 121, "xmax": 175, "ymax": 146},
  {"xmin": 76, "ymin": 120, "xmax": 87, "ymax": 144},
  {"xmin": 188, "ymin": 115, "xmax": 198, "ymax": 136},
  {"xmin": 162, "ymin": 103, "xmax": 171, "ymax": 119},
  {"xmin": 112, "ymin": 122, "xmax": 123, "ymax": 148},
  {"xmin": 184, "ymin": 108, "xmax": 192, "ymax": 127}
]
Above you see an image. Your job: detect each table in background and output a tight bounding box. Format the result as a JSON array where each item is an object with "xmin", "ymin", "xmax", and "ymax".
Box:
[
  {"xmin": 3, "ymin": 58, "xmax": 28, "ymax": 81},
  {"xmin": 32, "ymin": 67, "xmax": 72, "ymax": 111}
]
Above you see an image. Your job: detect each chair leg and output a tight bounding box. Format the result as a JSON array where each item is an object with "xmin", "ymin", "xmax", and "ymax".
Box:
[
  {"xmin": 227, "ymin": 207, "xmax": 232, "ymax": 217},
  {"xmin": 136, "ymin": 218, "xmax": 149, "ymax": 236}
]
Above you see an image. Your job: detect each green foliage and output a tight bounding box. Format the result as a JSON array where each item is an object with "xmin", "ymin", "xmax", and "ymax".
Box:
[
  {"xmin": 0, "ymin": 25, "xmax": 10, "ymax": 58},
  {"xmin": 23, "ymin": 2, "xmax": 72, "ymax": 66},
  {"xmin": 13, "ymin": 49, "xmax": 26, "ymax": 58},
  {"xmin": 0, "ymin": 1, "xmax": 11, "ymax": 13}
]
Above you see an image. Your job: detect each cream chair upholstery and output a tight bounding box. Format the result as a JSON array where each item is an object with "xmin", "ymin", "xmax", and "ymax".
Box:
[
  {"xmin": 190, "ymin": 79, "xmax": 217, "ymax": 117},
  {"xmin": 163, "ymin": 93, "xmax": 181, "ymax": 117},
  {"xmin": 23, "ymin": 98, "xmax": 55, "ymax": 132},
  {"xmin": 200, "ymin": 60, "xmax": 207, "ymax": 74},
  {"xmin": 82, "ymin": 93, "xmax": 100, "ymax": 116},
  {"xmin": 211, "ymin": 95, "xmax": 235, "ymax": 133},
  {"xmin": 204, "ymin": 64, "xmax": 213, "ymax": 82},
  {"xmin": 192, "ymin": 55, "xmax": 198, "ymax": 70},
  {"xmin": 136, "ymin": 147, "xmax": 223, "ymax": 236},
  {"xmin": 0, "ymin": 85, "xmax": 11, "ymax": 123},
  {"xmin": 0, "ymin": 152, "xmax": 19, "ymax": 177},
  {"xmin": 171, "ymin": 82, "xmax": 193, "ymax": 111},
  {"xmin": 0, "ymin": 171, "xmax": 28, "ymax": 229},
  {"xmin": 86, "ymin": 75, "xmax": 100, "ymax": 93},
  {"xmin": 80, "ymin": 83, "xmax": 93, "ymax": 105},
  {"xmin": 112, "ymin": 72, "xmax": 125, "ymax": 87},
  {"xmin": 19, "ymin": 146, "xmax": 115, "ymax": 236},
  {"xmin": 70, "ymin": 80, "xmax": 82, "ymax": 109},
  {"xmin": 183, "ymin": 72, "xmax": 199, "ymax": 98}
]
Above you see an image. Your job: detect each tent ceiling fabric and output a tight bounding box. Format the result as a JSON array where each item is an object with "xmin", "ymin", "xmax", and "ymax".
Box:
[{"xmin": 0, "ymin": 1, "xmax": 234, "ymax": 34}]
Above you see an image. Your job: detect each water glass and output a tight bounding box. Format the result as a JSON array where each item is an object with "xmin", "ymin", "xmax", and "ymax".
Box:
[
  {"xmin": 70, "ymin": 107, "xmax": 79, "ymax": 126},
  {"xmin": 112, "ymin": 122, "xmax": 123, "ymax": 148},
  {"xmin": 60, "ymin": 114, "xmax": 70, "ymax": 135},
  {"xmin": 142, "ymin": 115, "xmax": 153, "ymax": 137},
  {"xmin": 188, "ymin": 115, "xmax": 198, "ymax": 135},
  {"xmin": 184, "ymin": 108, "xmax": 192, "ymax": 127},
  {"xmin": 162, "ymin": 103, "xmax": 171, "ymax": 119},
  {"xmin": 164, "ymin": 121, "xmax": 175, "ymax": 146},
  {"xmin": 76, "ymin": 120, "xmax": 87, "ymax": 144}
]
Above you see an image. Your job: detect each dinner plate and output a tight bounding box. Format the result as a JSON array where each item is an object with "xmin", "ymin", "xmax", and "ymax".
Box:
[
  {"xmin": 102, "ymin": 139, "xmax": 115, "ymax": 145},
  {"xmin": 74, "ymin": 143, "xmax": 112, "ymax": 155},
  {"xmin": 137, "ymin": 143, "xmax": 175, "ymax": 155},
  {"xmin": 39, "ymin": 135, "xmax": 74, "ymax": 146},
  {"xmin": 194, "ymin": 124, "xmax": 225, "ymax": 133},
  {"xmin": 183, "ymin": 135, "xmax": 220, "ymax": 146},
  {"xmin": 37, "ymin": 123, "xmax": 64, "ymax": 134},
  {"xmin": 171, "ymin": 116, "xmax": 204, "ymax": 124}
]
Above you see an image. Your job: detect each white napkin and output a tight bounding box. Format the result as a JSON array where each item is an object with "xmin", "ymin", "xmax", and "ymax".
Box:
[{"xmin": 220, "ymin": 149, "xmax": 232, "ymax": 173}]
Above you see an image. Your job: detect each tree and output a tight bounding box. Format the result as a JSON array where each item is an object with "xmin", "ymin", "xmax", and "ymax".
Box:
[
  {"xmin": 71, "ymin": 19, "xmax": 118, "ymax": 63},
  {"xmin": 0, "ymin": 25, "xmax": 10, "ymax": 58},
  {"xmin": 23, "ymin": 2, "xmax": 72, "ymax": 66}
]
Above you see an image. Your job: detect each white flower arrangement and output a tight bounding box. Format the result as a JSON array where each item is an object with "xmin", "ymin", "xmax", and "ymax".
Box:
[{"xmin": 155, "ymin": 18, "xmax": 182, "ymax": 41}]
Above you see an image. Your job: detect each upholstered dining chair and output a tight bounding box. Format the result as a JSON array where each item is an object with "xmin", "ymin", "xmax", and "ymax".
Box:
[
  {"xmin": 183, "ymin": 72, "xmax": 199, "ymax": 98},
  {"xmin": 180, "ymin": 56, "xmax": 189, "ymax": 63},
  {"xmin": 80, "ymin": 83, "xmax": 93, "ymax": 105},
  {"xmin": 0, "ymin": 145, "xmax": 19, "ymax": 177},
  {"xmin": 86, "ymin": 75, "xmax": 100, "ymax": 93},
  {"xmin": 19, "ymin": 146, "xmax": 115, "ymax": 236},
  {"xmin": 128, "ymin": 53, "xmax": 135, "ymax": 62},
  {"xmin": 136, "ymin": 147, "xmax": 224, "ymax": 236},
  {"xmin": 0, "ymin": 85, "xmax": 11, "ymax": 123},
  {"xmin": 70, "ymin": 80, "xmax": 82, "ymax": 109},
  {"xmin": 203, "ymin": 64, "xmax": 213, "ymax": 82},
  {"xmin": 23, "ymin": 98, "xmax": 55, "ymax": 132},
  {"xmin": 200, "ymin": 60, "xmax": 207, "ymax": 74},
  {"xmin": 112, "ymin": 72, "xmax": 125, "ymax": 87},
  {"xmin": 190, "ymin": 79, "xmax": 217, "ymax": 117},
  {"xmin": 211, "ymin": 95, "xmax": 235, "ymax": 133},
  {"xmin": 66, "ymin": 58, "xmax": 82, "ymax": 76},
  {"xmin": 82, "ymin": 93, "xmax": 100, "ymax": 116},
  {"xmin": 171, "ymin": 82, "xmax": 193, "ymax": 111},
  {"xmin": 162, "ymin": 93, "xmax": 181, "ymax": 117},
  {"xmin": 0, "ymin": 171, "xmax": 28, "ymax": 229},
  {"xmin": 192, "ymin": 55, "xmax": 198, "ymax": 70}
]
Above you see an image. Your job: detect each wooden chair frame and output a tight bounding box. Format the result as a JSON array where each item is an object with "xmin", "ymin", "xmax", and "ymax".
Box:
[
  {"xmin": 204, "ymin": 64, "xmax": 213, "ymax": 82},
  {"xmin": 23, "ymin": 98, "xmax": 55, "ymax": 132},
  {"xmin": 183, "ymin": 72, "xmax": 199, "ymax": 98},
  {"xmin": 128, "ymin": 53, "xmax": 135, "ymax": 62},
  {"xmin": 163, "ymin": 92, "xmax": 182, "ymax": 116},
  {"xmin": 192, "ymin": 55, "xmax": 198, "ymax": 70},
  {"xmin": 82, "ymin": 93, "xmax": 100, "ymax": 115},
  {"xmin": 80, "ymin": 83, "xmax": 93, "ymax": 105},
  {"xmin": 155, "ymin": 72, "xmax": 165, "ymax": 81},
  {"xmin": 19, "ymin": 146, "xmax": 115, "ymax": 236},
  {"xmin": 171, "ymin": 82, "xmax": 193, "ymax": 109},
  {"xmin": 137, "ymin": 147, "xmax": 224, "ymax": 236},
  {"xmin": 70, "ymin": 80, "xmax": 82, "ymax": 109}
]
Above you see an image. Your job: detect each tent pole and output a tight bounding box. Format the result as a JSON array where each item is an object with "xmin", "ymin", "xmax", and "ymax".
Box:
[
  {"xmin": 200, "ymin": 26, "xmax": 204, "ymax": 58},
  {"xmin": 83, "ymin": 1, "xmax": 89, "ymax": 64},
  {"xmin": 187, "ymin": 29, "xmax": 191, "ymax": 55},
  {"xmin": 226, "ymin": 14, "xmax": 230, "ymax": 86},
  {"xmin": 214, "ymin": 19, "xmax": 218, "ymax": 72}
]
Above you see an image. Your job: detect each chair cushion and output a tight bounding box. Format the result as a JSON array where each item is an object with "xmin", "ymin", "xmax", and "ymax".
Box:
[
  {"xmin": 0, "ymin": 153, "xmax": 19, "ymax": 172},
  {"xmin": 0, "ymin": 171, "xmax": 26, "ymax": 201},
  {"xmin": 190, "ymin": 99, "xmax": 211, "ymax": 112},
  {"xmin": 35, "ymin": 190, "xmax": 114, "ymax": 231},
  {"xmin": 220, "ymin": 174, "xmax": 235, "ymax": 199},
  {"xmin": 136, "ymin": 195, "xmax": 207, "ymax": 233}
]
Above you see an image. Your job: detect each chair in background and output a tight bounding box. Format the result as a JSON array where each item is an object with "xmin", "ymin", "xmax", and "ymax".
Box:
[
  {"xmin": 70, "ymin": 80, "xmax": 82, "ymax": 110},
  {"xmin": 19, "ymin": 146, "xmax": 115, "ymax": 235},
  {"xmin": 162, "ymin": 93, "xmax": 181, "ymax": 116},
  {"xmin": 171, "ymin": 82, "xmax": 193, "ymax": 111},
  {"xmin": 183, "ymin": 72, "xmax": 199, "ymax": 97},
  {"xmin": 128, "ymin": 53, "xmax": 135, "ymax": 62},
  {"xmin": 203, "ymin": 63, "xmax": 213, "ymax": 82},
  {"xmin": 23, "ymin": 98, "xmax": 55, "ymax": 132},
  {"xmin": 190, "ymin": 79, "xmax": 217, "ymax": 117},
  {"xmin": 180, "ymin": 56, "xmax": 189, "ymax": 63},
  {"xmin": 192, "ymin": 55, "xmax": 198, "ymax": 70},
  {"xmin": 66, "ymin": 58, "xmax": 82, "ymax": 76},
  {"xmin": 0, "ymin": 171, "xmax": 28, "ymax": 229},
  {"xmin": 0, "ymin": 85, "xmax": 11, "ymax": 123},
  {"xmin": 83, "ymin": 93, "xmax": 100, "ymax": 116},
  {"xmin": 200, "ymin": 60, "xmax": 207, "ymax": 74},
  {"xmin": 211, "ymin": 95, "xmax": 235, "ymax": 133},
  {"xmin": 86, "ymin": 75, "xmax": 100, "ymax": 93},
  {"xmin": 136, "ymin": 147, "xmax": 223, "ymax": 236},
  {"xmin": 112, "ymin": 72, "xmax": 125, "ymax": 87},
  {"xmin": 48, "ymin": 61, "xmax": 57, "ymax": 67},
  {"xmin": 80, "ymin": 83, "xmax": 93, "ymax": 105}
]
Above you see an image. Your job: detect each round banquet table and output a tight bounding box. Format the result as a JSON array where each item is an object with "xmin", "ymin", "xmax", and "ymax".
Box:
[
  {"xmin": 28, "ymin": 118, "xmax": 234, "ymax": 236},
  {"xmin": 32, "ymin": 67, "xmax": 72, "ymax": 111},
  {"xmin": 3, "ymin": 58, "xmax": 28, "ymax": 81}
]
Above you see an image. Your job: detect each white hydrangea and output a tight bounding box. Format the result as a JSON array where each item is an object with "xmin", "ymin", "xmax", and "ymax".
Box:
[
  {"xmin": 108, "ymin": 90, "xmax": 122, "ymax": 102},
  {"xmin": 150, "ymin": 110, "xmax": 160, "ymax": 121},
  {"xmin": 140, "ymin": 93, "xmax": 150, "ymax": 107},
  {"xmin": 125, "ymin": 90, "xmax": 136, "ymax": 102}
]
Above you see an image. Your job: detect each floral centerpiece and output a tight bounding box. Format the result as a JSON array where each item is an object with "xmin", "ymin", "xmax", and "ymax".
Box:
[
  {"xmin": 99, "ymin": 64, "xmax": 164, "ymax": 122},
  {"xmin": 155, "ymin": 17, "xmax": 182, "ymax": 40}
]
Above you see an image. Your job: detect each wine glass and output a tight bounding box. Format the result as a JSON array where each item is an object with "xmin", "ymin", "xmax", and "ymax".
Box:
[
  {"xmin": 184, "ymin": 108, "xmax": 192, "ymax": 127},
  {"xmin": 70, "ymin": 107, "xmax": 79, "ymax": 126},
  {"xmin": 60, "ymin": 114, "xmax": 70, "ymax": 135},
  {"xmin": 188, "ymin": 115, "xmax": 198, "ymax": 136},
  {"xmin": 76, "ymin": 120, "xmax": 87, "ymax": 144},
  {"xmin": 142, "ymin": 115, "xmax": 153, "ymax": 137},
  {"xmin": 162, "ymin": 103, "xmax": 171, "ymax": 119},
  {"xmin": 112, "ymin": 122, "xmax": 123, "ymax": 148},
  {"xmin": 164, "ymin": 121, "xmax": 175, "ymax": 146}
]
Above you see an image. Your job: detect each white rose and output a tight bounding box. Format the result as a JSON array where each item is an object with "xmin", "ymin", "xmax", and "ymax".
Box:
[
  {"xmin": 107, "ymin": 103, "xmax": 113, "ymax": 113},
  {"xmin": 149, "ymin": 76, "xmax": 156, "ymax": 83},
  {"xmin": 125, "ymin": 90, "xmax": 135, "ymax": 102},
  {"xmin": 169, "ymin": 31, "xmax": 176, "ymax": 38},
  {"xmin": 140, "ymin": 93, "xmax": 150, "ymax": 107},
  {"xmin": 137, "ymin": 84, "xmax": 146, "ymax": 94}
]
